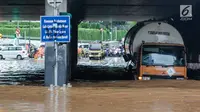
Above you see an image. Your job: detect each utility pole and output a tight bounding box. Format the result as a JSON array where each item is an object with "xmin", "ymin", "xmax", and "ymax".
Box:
[
  {"xmin": 53, "ymin": 0, "xmax": 59, "ymax": 86},
  {"xmin": 29, "ymin": 21, "xmax": 31, "ymax": 45},
  {"xmin": 115, "ymin": 27, "xmax": 117, "ymax": 41},
  {"xmin": 101, "ymin": 28, "xmax": 103, "ymax": 41},
  {"xmin": 15, "ymin": 21, "xmax": 20, "ymax": 46},
  {"xmin": 28, "ymin": 21, "xmax": 31, "ymax": 53},
  {"xmin": 24, "ymin": 31, "xmax": 26, "ymax": 45},
  {"xmin": 17, "ymin": 21, "xmax": 19, "ymax": 28},
  {"xmin": 110, "ymin": 19, "xmax": 113, "ymax": 41}
]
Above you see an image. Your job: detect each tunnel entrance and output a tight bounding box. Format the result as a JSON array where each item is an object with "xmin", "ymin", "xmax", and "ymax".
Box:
[{"xmin": 74, "ymin": 20, "xmax": 136, "ymax": 80}]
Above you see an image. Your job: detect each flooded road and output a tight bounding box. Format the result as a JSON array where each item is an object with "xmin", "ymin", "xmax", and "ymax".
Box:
[
  {"xmin": 0, "ymin": 80, "xmax": 200, "ymax": 112},
  {"xmin": 0, "ymin": 57, "xmax": 127, "ymax": 84}
]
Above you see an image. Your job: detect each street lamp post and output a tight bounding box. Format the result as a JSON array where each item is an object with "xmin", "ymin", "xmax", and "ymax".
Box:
[
  {"xmin": 100, "ymin": 28, "xmax": 104, "ymax": 41},
  {"xmin": 115, "ymin": 27, "xmax": 117, "ymax": 41},
  {"xmin": 111, "ymin": 20, "xmax": 113, "ymax": 41}
]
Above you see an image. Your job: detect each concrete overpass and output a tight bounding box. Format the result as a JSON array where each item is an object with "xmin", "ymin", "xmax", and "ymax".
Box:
[
  {"xmin": 0, "ymin": 0, "xmax": 200, "ymax": 86},
  {"xmin": 0, "ymin": 0, "xmax": 198, "ymax": 21}
]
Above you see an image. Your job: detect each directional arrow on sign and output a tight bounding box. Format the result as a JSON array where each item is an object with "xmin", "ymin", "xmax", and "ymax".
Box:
[{"xmin": 47, "ymin": 0, "xmax": 63, "ymax": 8}]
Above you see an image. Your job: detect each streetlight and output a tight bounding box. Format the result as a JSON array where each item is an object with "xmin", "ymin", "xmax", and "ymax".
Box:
[
  {"xmin": 115, "ymin": 27, "xmax": 117, "ymax": 41},
  {"xmin": 109, "ymin": 32, "xmax": 112, "ymax": 41},
  {"xmin": 100, "ymin": 28, "xmax": 104, "ymax": 41}
]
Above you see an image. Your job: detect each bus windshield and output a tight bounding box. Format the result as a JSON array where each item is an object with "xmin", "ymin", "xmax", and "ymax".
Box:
[{"xmin": 142, "ymin": 45, "xmax": 186, "ymax": 66}]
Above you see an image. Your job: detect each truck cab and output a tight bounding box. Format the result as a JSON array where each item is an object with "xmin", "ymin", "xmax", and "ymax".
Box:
[{"xmin": 135, "ymin": 42, "xmax": 187, "ymax": 80}]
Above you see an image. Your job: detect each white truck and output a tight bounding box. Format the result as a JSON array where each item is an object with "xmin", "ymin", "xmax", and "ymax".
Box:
[{"xmin": 123, "ymin": 21, "xmax": 187, "ymax": 80}]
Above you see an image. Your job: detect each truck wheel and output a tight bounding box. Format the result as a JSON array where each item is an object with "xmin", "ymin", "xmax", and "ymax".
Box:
[{"xmin": 134, "ymin": 75, "xmax": 138, "ymax": 80}]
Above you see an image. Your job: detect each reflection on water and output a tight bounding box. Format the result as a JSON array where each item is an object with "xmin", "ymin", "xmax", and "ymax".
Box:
[
  {"xmin": 45, "ymin": 87, "xmax": 70, "ymax": 112},
  {"xmin": 0, "ymin": 86, "xmax": 71, "ymax": 112},
  {"xmin": 152, "ymin": 101, "xmax": 173, "ymax": 112}
]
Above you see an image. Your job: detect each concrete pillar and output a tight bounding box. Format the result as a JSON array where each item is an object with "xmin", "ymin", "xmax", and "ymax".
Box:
[
  {"xmin": 70, "ymin": 20, "xmax": 78, "ymax": 79},
  {"xmin": 67, "ymin": 0, "xmax": 85, "ymax": 79},
  {"xmin": 44, "ymin": 0, "xmax": 69, "ymax": 86}
]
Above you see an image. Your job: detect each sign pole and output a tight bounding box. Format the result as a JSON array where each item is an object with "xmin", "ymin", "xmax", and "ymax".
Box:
[
  {"xmin": 43, "ymin": 0, "xmax": 69, "ymax": 86},
  {"xmin": 53, "ymin": 0, "xmax": 58, "ymax": 86}
]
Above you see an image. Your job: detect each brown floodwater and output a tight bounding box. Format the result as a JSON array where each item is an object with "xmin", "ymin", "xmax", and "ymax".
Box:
[{"xmin": 0, "ymin": 80, "xmax": 200, "ymax": 112}]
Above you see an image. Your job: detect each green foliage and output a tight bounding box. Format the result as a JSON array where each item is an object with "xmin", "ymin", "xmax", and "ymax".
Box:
[
  {"xmin": 78, "ymin": 28, "xmax": 110, "ymax": 40},
  {"xmin": 78, "ymin": 22, "xmax": 101, "ymax": 29},
  {"xmin": 0, "ymin": 28, "xmax": 40, "ymax": 37},
  {"xmin": 0, "ymin": 28, "xmax": 127, "ymax": 40},
  {"xmin": 77, "ymin": 28, "xmax": 127, "ymax": 40},
  {"xmin": 0, "ymin": 21, "xmax": 131, "ymax": 40},
  {"xmin": 0, "ymin": 22, "xmax": 40, "ymax": 28}
]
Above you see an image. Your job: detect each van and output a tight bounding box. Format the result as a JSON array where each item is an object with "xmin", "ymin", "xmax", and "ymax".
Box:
[
  {"xmin": 0, "ymin": 46, "xmax": 28, "ymax": 60},
  {"xmin": 89, "ymin": 43, "xmax": 105, "ymax": 60}
]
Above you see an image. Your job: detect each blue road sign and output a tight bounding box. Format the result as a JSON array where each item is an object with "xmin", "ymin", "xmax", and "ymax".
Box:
[{"xmin": 40, "ymin": 16, "xmax": 71, "ymax": 43}]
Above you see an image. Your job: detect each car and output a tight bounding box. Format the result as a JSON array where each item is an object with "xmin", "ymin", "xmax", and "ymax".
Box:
[{"xmin": 0, "ymin": 46, "xmax": 28, "ymax": 60}]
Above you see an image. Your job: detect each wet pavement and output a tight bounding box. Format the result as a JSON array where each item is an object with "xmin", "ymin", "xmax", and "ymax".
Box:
[
  {"xmin": 0, "ymin": 80, "xmax": 200, "ymax": 112},
  {"xmin": 0, "ymin": 57, "xmax": 200, "ymax": 85},
  {"xmin": 0, "ymin": 58, "xmax": 44, "ymax": 85},
  {"xmin": 75, "ymin": 57, "xmax": 130, "ymax": 80},
  {"xmin": 0, "ymin": 57, "xmax": 128, "ymax": 85},
  {"xmin": 0, "ymin": 58, "xmax": 44, "ymax": 73},
  {"xmin": 0, "ymin": 57, "xmax": 125, "ymax": 73},
  {"xmin": 77, "ymin": 57, "xmax": 126, "ymax": 67}
]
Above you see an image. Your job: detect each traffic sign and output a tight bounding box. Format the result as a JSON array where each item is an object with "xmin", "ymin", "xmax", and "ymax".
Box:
[
  {"xmin": 16, "ymin": 28, "xmax": 20, "ymax": 37},
  {"xmin": 47, "ymin": 0, "xmax": 63, "ymax": 8},
  {"xmin": 40, "ymin": 16, "xmax": 71, "ymax": 43}
]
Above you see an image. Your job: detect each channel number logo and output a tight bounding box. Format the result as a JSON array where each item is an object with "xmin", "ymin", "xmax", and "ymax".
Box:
[{"xmin": 180, "ymin": 5, "xmax": 192, "ymax": 17}]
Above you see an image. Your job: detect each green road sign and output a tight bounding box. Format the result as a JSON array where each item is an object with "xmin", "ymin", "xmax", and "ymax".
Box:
[{"xmin": 59, "ymin": 12, "xmax": 72, "ymax": 18}]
